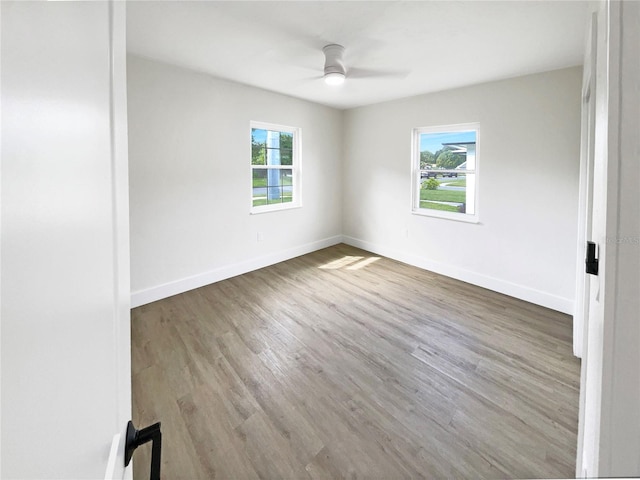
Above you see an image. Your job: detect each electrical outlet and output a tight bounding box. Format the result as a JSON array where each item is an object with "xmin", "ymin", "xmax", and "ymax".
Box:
[
  {"xmin": 257, "ymin": 231, "xmax": 264, "ymax": 242},
  {"xmin": 402, "ymin": 228, "xmax": 409, "ymax": 238}
]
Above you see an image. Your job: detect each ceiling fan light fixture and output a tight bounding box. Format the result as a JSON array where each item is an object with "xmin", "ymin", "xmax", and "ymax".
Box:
[
  {"xmin": 323, "ymin": 44, "xmax": 346, "ymax": 86},
  {"xmin": 324, "ymin": 71, "xmax": 345, "ymax": 85}
]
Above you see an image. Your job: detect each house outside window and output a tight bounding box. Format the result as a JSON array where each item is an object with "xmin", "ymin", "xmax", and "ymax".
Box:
[
  {"xmin": 412, "ymin": 123, "xmax": 479, "ymax": 222},
  {"xmin": 251, "ymin": 122, "xmax": 301, "ymax": 213}
]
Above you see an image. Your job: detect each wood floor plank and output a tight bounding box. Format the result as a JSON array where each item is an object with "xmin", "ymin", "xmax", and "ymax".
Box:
[
  {"xmin": 133, "ymin": 365, "xmax": 214, "ymax": 479},
  {"xmin": 132, "ymin": 243, "xmax": 580, "ymax": 479},
  {"xmin": 176, "ymin": 382, "xmax": 260, "ymax": 479},
  {"xmin": 217, "ymin": 331, "xmax": 326, "ymax": 468}
]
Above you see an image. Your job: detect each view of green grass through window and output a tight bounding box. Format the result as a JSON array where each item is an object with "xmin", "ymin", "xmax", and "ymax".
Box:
[
  {"xmin": 415, "ymin": 127, "xmax": 477, "ymax": 217},
  {"xmin": 251, "ymin": 127, "xmax": 295, "ymax": 208}
]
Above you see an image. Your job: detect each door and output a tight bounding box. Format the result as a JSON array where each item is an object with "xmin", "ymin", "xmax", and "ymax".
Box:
[
  {"xmin": 575, "ymin": 1, "xmax": 640, "ymax": 476},
  {"xmin": 1, "ymin": 1, "xmax": 132, "ymax": 478}
]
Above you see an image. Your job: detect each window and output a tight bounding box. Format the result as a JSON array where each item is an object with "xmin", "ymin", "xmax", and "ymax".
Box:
[
  {"xmin": 412, "ymin": 123, "xmax": 479, "ymax": 222},
  {"xmin": 250, "ymin": 122, "xmax": 301, "ymax": 213}
]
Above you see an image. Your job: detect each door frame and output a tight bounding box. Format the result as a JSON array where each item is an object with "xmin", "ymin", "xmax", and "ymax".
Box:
[
  {"xmin": 573, "ymin": 12, "xmax": 598, "ymax": 360},
  {"xmin": 576, "ymin": 0, "xmax": 640, "ymax": 476},
  {"xmin": 105, "ymin": 0, "xmax": 133, "ymax": 478}
]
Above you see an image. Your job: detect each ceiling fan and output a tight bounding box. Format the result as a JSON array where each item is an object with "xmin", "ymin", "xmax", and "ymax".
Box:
[{"xmin": 320, "ymin": 43, "xmax": 408, "ymax": 86}]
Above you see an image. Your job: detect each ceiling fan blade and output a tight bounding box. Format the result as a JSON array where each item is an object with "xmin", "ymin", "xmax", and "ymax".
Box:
[
  {"xmin": 294, "ymin": 74, "xmax": 325, "ymax": 85},
  {"xmin": 347, "ymin": 67, "xmax": 410, "ymax": 80}
]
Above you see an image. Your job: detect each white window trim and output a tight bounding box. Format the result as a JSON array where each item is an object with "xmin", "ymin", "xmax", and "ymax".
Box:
[
  {"xmin": 250, "ymin": 121, "xmax": 302, "ymax": 214},
  {"xmin": 411, "ymin": 122, "xmax": 480, "ymax": 223}
]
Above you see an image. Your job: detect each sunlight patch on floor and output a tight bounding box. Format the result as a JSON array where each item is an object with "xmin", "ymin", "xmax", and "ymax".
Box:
[
  {"xmin": 346, "ymin": 256, "xmax": 380, "ymax": 270},
  {"xmin": 319, "ymin": 255, "xmax": 381, "ymax": 270}
]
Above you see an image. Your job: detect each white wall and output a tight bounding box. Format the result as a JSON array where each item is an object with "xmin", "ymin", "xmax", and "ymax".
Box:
[
  {"xmin": 342, "ymin": 67, "xmax": 582, "ymax": 314},
  {"xmin": 128, "ymin": 55, "xmax": 343, "ymax": 306},
  {"xmin": 1, "ymin": 1, "xmax": 131, "ymax": 478}
]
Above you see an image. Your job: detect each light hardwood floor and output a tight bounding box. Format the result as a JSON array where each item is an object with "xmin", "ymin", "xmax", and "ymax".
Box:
[{"xmin": 132, "ymin": 244, "xmax": 580, "ymax": 479}]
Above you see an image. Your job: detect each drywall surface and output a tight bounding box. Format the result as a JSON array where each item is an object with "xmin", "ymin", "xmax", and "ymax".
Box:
[
  {"xmin": 343, "ymin": 67, "xmax": 582, "ymax": 313},
  {"xmin": 1, "ymin": 1, "xmax": 131, "ymax": 477},
  {"xmin": 128, "ymin": 55, "xmax": 343, "ymax": 304}
]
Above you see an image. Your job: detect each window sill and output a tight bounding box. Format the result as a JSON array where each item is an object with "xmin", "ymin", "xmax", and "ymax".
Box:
[
  {"xmin": 411, "ymin": 208, "xmax": 480, "ymax": 224},
  {"xmin": 250, "ymin": 203, "xmax": 302, "ymax": 215}
]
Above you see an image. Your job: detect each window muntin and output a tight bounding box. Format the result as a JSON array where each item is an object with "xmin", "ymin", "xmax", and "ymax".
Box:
[
  {"xmin": 251, "ymin": 122, "xmax": 300, "ymax": 213},
  {"xmin": 412, "ymin": 124, "xmax": 479, "ymax": 222}
]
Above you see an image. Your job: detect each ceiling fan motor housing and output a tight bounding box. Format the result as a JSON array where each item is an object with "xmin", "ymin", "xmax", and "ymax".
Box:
[{"xmin": 323, "ymin": 44, "xmax": 346, "ymax": 76}]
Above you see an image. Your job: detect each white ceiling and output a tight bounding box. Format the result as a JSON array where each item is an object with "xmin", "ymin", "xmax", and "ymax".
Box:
[{"xmin": 127, "ymin": 1, "xmax": 588, "ymax": 110}]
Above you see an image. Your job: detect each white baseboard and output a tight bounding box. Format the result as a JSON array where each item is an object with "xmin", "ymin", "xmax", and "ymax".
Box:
[
  {"xmin": 131, "ymin": 235, "xmax": 343, "ymax": 308},
  {"xmin": 132, "ymin": 234, "xmax": 574, "ymax": 315},
  {"xmin": 342, "ymin": 235, "xmax": 574, "ymax": 315}
]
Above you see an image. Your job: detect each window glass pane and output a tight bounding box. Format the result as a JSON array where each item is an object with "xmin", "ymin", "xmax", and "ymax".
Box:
[
  {"xmin": 419, "ymin": 130, "xmax": 476, "ymax": 171},
  {"xmin": 279, "ymin": 132, "xmax": 293, "ymax": 150},
  {"xmin": 280, "ymin": 149, "xmax": 293, "ymax": 165},
  {"xmin": 251, "ymin": 168, "xmax": 287, "ymax": 204},
  {"xmin": 420, "ymin": 169, "xmax": 465, "ymax": 180},
  {"xmin": 252, "ymin": 168, "xmax": 267, "ymax": 188},
  {"xmin": 266, "ymin": 186, "xmax": 282, "ymax": 204},
  {"xmin": 266, "ymin": 130, "xmax": 282, "ymax": 166},
  {"xmin": 280, "ymin": 169, "xmax": 293, "ymax": 203},
  {"xmin": 419, "ymin": 174, "xmax": 468, "ymax": 213},
  {"xmin": 280, "ymin": 169, "xmax": 293, "ymax": 186},
  {"xmin": 252, "ymin": 169, "xmax": 268, "ymax": 206},
  {"xmin": 251, "ymin": 129, "xmax": 267, "ymax": 166},
  {"xmin": 465, "ymin": 173, "xmax": 476, "ymax": 215},
  {"xmin": 252, "ymin": 145, "xmax": 265, "ymax": 165}
]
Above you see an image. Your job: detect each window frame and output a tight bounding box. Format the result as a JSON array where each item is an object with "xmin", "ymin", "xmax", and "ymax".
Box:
[
  {"xmin": 411, "ymin": 122, "xmax": 480, "ymax": 223},
  {"xmin": 250, "ymin": 121, "xmax": 302, "ymax": 214}
]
